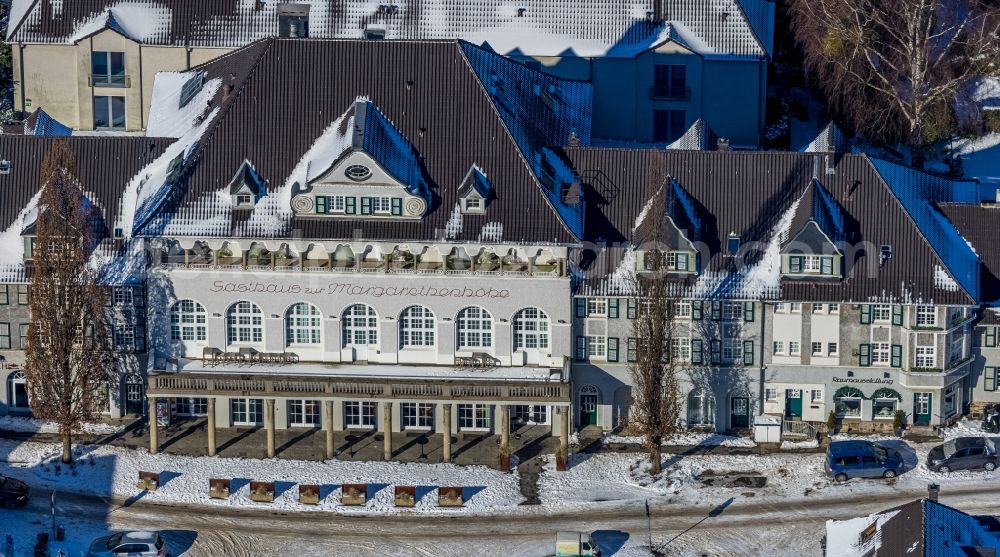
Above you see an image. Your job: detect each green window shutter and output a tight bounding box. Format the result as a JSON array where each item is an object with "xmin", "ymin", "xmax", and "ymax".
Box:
[
  {"xmin": 345, "ymin": 196, "xmax": 356, "ymax": 214},
  {"xmin": 710, "ymin": 340, "xmax": 721, "ymax": 365},
  {"xmin": 575, "ymin": 336, "xmax": 586, "ymax": 361},
  {"xmin": 677, "ymin": 253, "xmax": 689, "ymax": 271},
  {"xmin": 627, "ymin": 338, "xmax": 638, "ymax": 362},
  {"xmin": 789, "ymin": 256, "xmax": 803, "ymax": 273},
  {"xmin": 575, "ymin": 298, "xmax": 586, "ymax": 318},
  {"xmin": 391, "ymin": 197, "xmax": 402, "ymax": 216},
  {"xmin": 860, "ymin": 305, "xmax": 872, "ymax": 324},
  {"xmin": 743, "ymin": 340, "xmax": 754, "ymax": 366},
  {"xmin": 691, "ymin": 339, "xmax": 703, "ymax": 364},
  {"xmin": 859, "ymin": 343, "xmax": 871, "ymax": 367},
  {"xmin": 821, "ymin": 256, "xmax": 833, "ymax": 275},
  {"xmin": 743, "ymin": 301, "xmax": 755, "ymax": 322},
  {"xmin": 986, "ymin": 327, "xmax": 998, "ymax": 348},
  {"xmin": 608, "ymin": 298, "xmax": 619, "ymax": 319},
  {"xmin": 0, "ymin": 323, "xmax": 9, "ymax": 350},
  {"xmin": 360, "ymin": 197, "xmax": 372, "ymax": 215},
  {"xmin": 626, "ymin": 299, "xmax": 636, "ymax": 319},
  {"xmin": 315, "ymin": 195, "xmax": 328, "ymax": 214},
  {"xmin": 891, "ymin": 344, "xmax": 902, "ymax": 368},
  {"xmin": 986, "ymin": 368, "xmax": 998, "ymax": 392},
  {"xmin": 892, "ymin": 305, "xmax": 903, "ymax": 326},
  {"xmin": 692, "ymin": 300, "xmax": 703, "ymax": 320},
  {"xmin": 608, "ymin": 337, "xmax": 619, "ymax": 362},
  {"xmin": 711, "ymin": 300, "xmax": 721, "ymax": 321}
]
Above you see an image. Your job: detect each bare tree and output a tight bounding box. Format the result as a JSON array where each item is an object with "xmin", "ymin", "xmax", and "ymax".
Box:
[
  {"xmin": 789, "ymin": 0, "xmax": 1000, "ymax": 153},
  {"xmin": 25, "ymin": 139, "xmax": 113, "ymax": 463},
  {"xmin": 627, "ymin": 168, "xmax": 681, "ymax": 475}
]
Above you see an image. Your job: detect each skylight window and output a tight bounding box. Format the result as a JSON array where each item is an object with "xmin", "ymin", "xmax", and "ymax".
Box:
[
  {"xmin": 727, "ymin": 233, "xmax": 740, "ymax": 254},
  {"xmin": 0, "ymin": 160, "xmax": 11, "ymax": 175},
  {"xmin": 880, "ymin": 244, "xmax": 893, "ymax": 264},
  {"xmin": 178, "ymin": 73, "xmax": 205, "ymax": 109}
]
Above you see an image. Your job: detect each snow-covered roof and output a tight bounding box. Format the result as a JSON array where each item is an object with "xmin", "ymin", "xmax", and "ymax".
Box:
[
  {"xmin": 8, "ymin": 0, "xmax": 773, "ymax": 59},
  {"xmin": 800, "ymin": 121, "xmax": 850, "ymax": 155},
  {"xmin": 22, "ymin": 108, "xmax": 73, "ymax": 137},
  {"xmin": 667, "ymin": 118, "xmax": 719, "ymax": 151}
]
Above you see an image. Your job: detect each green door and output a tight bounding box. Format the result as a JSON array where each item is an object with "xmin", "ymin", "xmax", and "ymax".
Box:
[
  {"xmin": 580, "ymin": 394, "xmax": 598, "ymax": 426},
  {"xmin": 785, "ymin": 389, "xmax": 802, "ymax": 419},
  {"xmin": 125, "ymin": 375, "xmax": 144, "ymax": 415},
  {"xmin": 914, "ymin": 393, "xmax": 933, "ymax": 425},
  {"xmin": 730, "ymin": 397, "xmax": 750, "ymax": 429}
]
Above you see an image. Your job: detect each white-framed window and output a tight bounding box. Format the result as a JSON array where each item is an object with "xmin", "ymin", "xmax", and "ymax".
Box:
[
  {"xmin": 873, "ymin": 398, "xmax": 897, "ymax": 420},
  {"xmin": 342, "ymin": 304, "xmax": 378, "ymax": 346},
  {"xmin": 114, "ymin": 322, "xmax": 134, "ymax": 350},
  {"xmin": 113, "ymin": 287, "xmax": 134, "ymax": 306},
  {"xmin": 175, "ymin": 397, "xmax": 208, "ymax": 416},
  {"xmin": 829, "ymin": 303, "xmax": 840, "ymax": 313},
  {"xmin": 399, "ymin": 305, "xmax": 436, "ymax": 347},
  {"xmin": 828, "ymin": 342, "xmax": 839, "ymax": 356},
  {"xmin": 872, "ymin": 342, "xmax": 890, "ymax": 365},
  {"xmin": 230, "ymin": 398, "xmax": 263, "ymax": 426},
  {"xmin": 671, "ymin": 337, "xmax": 691, "ymax": 361},
  {"xmin": 586, "ymin": 298, "xmax": 607, "ymax": 317},
  {"xmin": 872, "ymin": 304, "xmax": 891, "ymax": 322},
  {"xmin": 401, "ymin": 402, "xmax": 434, "ymax": 429},
  {"xmin": 288, "ymin": 399, "xmax": 321, "ymax": 427},
  {"xmin": 721, "ymin": 338, "xmax": 741, "ymax": 362},
  {"xmin": 790, "ymin": 302, "xmax": 802, "ymax": 313},
  {"xmin": 914, "ymin": 392, "xmax": 931, "ymax": 415},
  {"xmin": 170, "ymin": 300, "xmax": 207, "ymax": 341},
  {"xmin": 916, "ymin": 305, "xmax": 937, "ymax": 326},
  {"xmin": 773, "ymin": 341, "xmax": 785, "ymax": 355},
  {"xmin": 811, "ymin": 342, "xmax": 823, "ymax": 355},
  {"xmin": 372, "ymin": 196, "xmax": 392, "ymax": 214},
  {"xmin": 811, "ymin": 389, "xmax": 823, "ymax": 403},
  {"xmin": 835, "ymin": 396, "xmax": 862, "ymax": 418},
  {"xmin": 511, "ymin": 405, "xmax": 549, "ymax": 425},
  {"xmin": 513, "ymin": 307, "xmax": 550, "ymax": 350},
  {"xmin": 331, "ymin": 195, "xmax": 346, "ymax": 213},
  {"xmin": 285, "ymin": 303, "xmax": 321, "ymax": 345},
  {"xmin": 812, "ymin": 303, "xmax": 825, "ymax": 313},
  {"xmin": 804, "ymin": 255, "xmax": 822, "ymax": 272},
  {"xmin": 765, "ymin": 388, "xmax": 778, "ymax": 400},
  {"xmin": 465, "ymin": 197, "xmax": 482, "ymax": 211},
  {"xmin": 587, "ymin": 336, "xmax": 607, "ymax": 359},
  {"xmin": 226, "ymin": 301, "xmax": 263, "ymax": 344},
  {"xmin": 457, "ymin": 306, "xmax": 493, "ymax": 349},
  {"xmin": 949, "ymin": 334, "xmax": 965, "ymax": 365},
  {"xmin": 344, "ymin": 401, "xmax": 377, "ymax": 428},
  {"xmin": 457, "ymin": 404, "xmax": 491, "ymax": 430},
  {"xmin": 674, "ymin": 301, "xmax": 692, "ymax": 318},
  {"xmin": 687, "ymin": 390, "xmax": 715, "ymax": 427},
  {"xmin": 236, "ymin": 194, "xmax": 254, "ymax": 206},
  {"xmin": 7, "ymin": 371, "xmax": 28, "ymax": 410},
  {"xmin": 721, "ymin": 301, "xmax": 742, "ymax": 320},
  {"xmin": 775, "ymin": 303, "xmax": 787, "ymax": 313},
  {"xmin": 789, "ymin": 341, "xmax": 801, "ymax": 355},
  {"xmin": 915, "ymin": 345, "xmax": 936, "ymax": 368}
]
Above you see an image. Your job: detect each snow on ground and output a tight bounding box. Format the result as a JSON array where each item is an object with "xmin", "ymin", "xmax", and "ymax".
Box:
[
  {"xmin": 780, "ymin": 439, "xmax": 819, "ymax": 450},
  {"xmin": 0, "ymin": 417, "xmax": 123, "ymax": 435},
  {"xmin": 0, "ymin": 439, "xmax": 522, "ymax": 515},
  {"xmin": 938, "ymin": 417, "xmax": 992, "ymax": 439},
  {"xmin": 604, "ymin": 432, "xmax": 756, "ymax": 448}
]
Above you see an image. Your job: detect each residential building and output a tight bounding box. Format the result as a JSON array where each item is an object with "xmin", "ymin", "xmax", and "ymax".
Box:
[{"xmin": 6, "ymin": 0, "xmax": 773, "ymax": 146}]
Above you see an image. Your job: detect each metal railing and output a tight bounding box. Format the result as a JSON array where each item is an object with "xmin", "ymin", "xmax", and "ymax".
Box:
[
  {"xmin": 649, "ymin": 85, "xmax": 690, "ymax": 101},
  {"xmin": 781, "ymin": 420, "xmax": 817, "ymax": 439},
  {"xmin": 89, "ymin": 74, "xmax": 131, "ymax": 88}
]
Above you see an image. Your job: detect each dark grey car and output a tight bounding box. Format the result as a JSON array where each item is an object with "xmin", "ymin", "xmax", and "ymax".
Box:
[{"xmin": 926, "ymin": 437, "xmax": 998, "ymax": 473}]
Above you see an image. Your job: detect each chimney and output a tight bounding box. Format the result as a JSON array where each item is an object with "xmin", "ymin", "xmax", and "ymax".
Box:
[
  {"xmin": 716, "ymin": 137, "xmax": 730, "ymax": 152},
  {"xmin": 928, "ymin": 483, "xmax": 940, "ymax": 502},
  {"xmin": 254, "ymin": 0, "xmax": 263, "ymax": 11}
]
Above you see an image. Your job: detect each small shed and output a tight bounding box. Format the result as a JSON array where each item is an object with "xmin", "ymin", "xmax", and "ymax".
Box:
[{"xmin": 753, "ymin": 414, "xmax": 782, "ymax": 443}]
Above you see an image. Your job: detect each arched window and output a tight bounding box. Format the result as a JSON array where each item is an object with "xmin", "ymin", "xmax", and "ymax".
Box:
[
  {"xmin": 170, "ymin": 300, "xmax": 207, "ymax": 341},
  {"xmin": 7, "ymin": 371, "xmax": 28, "ymax": 410},
  {"xmin": 226, "ymin": 301, "xmax": 263, "ymax": 344},
  {"xmin": 285, "ymin": 303, "xmax": 321, "ymax": 345},
  {"xmin": 399, "ymin": 305, "xmax": 435, "ymax": 347},
  {"xmin": 457, "ymin": 307, "xmax": 492, "ymax": 349},
  {"xmin": 687, "ymin": 390, "xmax": 715, "ymax": 427},
  {"xmin": 513, "ymin": 307, "xmax": 549, "ymax": 350},
  {"xmin": 342, "ymin": 304, "xmax": 378, "ymax": 346}
]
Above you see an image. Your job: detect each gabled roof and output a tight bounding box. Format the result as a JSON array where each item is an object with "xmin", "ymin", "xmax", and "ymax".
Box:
[
  {"xmin": 938, "ymin": 203, "xmax": 1000, "ymax": 305},
  {"xmin": 568, "ymin": 148, "xmax": 978, "ymax": 304},
  {"xmin": 227, "ymin": 160, "xmax": 266, "ymax": 196},
  {"xmin": 458, "ymin": 165, "xmax": 493, "ymax": 200},
  {"xmin": 7, "ymin": 0, "xmax": 772, "ymax": 59},
  {"xmin": 22, "ymin": 108, "xmax": 72, "ymax": 137},
  {"xmin": 132, "ymin": 38, "xmax": 589, "ymax": 244},
  {"xmin": 667, "ymin": 118, "xmax": 719, "ymax": 151},
  {"xmin": 801, "ymin": 121, "xmax": 850, "ymax": 155},
  {"xmin": 787, "ymin": 178, "xmax": 847, "ymax": 247}
]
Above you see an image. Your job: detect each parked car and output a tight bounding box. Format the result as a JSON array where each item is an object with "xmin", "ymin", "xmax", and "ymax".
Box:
[
  {"xmin": 87, "ymin": 532, "xmax": 167, "ymax": 557},
  {"xmin": 0, "ymin": 473, "xmax": 30, "ymax": 509},
  {"xmin": 825, "ymin": 440, "xmax": 905, "ymax": 481},
  {"xmin": 927, "ymin": 437, "xmax": 998, "ymax": 473}
]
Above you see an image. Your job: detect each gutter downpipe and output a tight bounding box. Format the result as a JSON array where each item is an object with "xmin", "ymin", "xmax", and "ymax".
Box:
[{"xmin": 758, "ymin": 299, "xmax": 766, "ymax": 416}]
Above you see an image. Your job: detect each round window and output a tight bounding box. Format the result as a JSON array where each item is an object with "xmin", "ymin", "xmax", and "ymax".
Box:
[{"xmin": 344, "ymin": 164, "xmax": 372, "ymax": 181}]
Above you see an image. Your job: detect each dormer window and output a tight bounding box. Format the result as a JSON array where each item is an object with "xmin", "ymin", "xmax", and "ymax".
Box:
[
  {"xmin": 464, "ymin": 197, "xmax": 482, "ymax": 212},
  {"xmin": 228, "ymin": 159, "xmax": 266, "ymax": 210},
  {"xmin": 0, "ymin": 160, "xmax": 11, "ymax": 174},
  {"xmin": 278, "ymin": 3, "xmax": 310, "ymax": 37},
  {"xmin": 364, "ymin": 26, "xmax": 386, "ymax": 40},
  {"xmin": 178, "ymin": 73, "xmax": 205, "ymax": 109},
  {"xmin": 458, "ymin": 165, "xmax": 492, "ymax": 214},
  {"xmin": 788, "ymin": 254, "xmax": 835, "ymax": 275},
  {"xmin": 726, "ymin": 233, "xmax": 740, "ymax": 254},
  {"xmin": 235, "ymin": 194, "xmax": 254, "ymax": 207},
  {"xmin": 640, "ymin": 250, "xmax": 693, "ymax": 273},
  {"xmin": 880, "ymin": 244, "xmax": 893, "ymax": 264}
]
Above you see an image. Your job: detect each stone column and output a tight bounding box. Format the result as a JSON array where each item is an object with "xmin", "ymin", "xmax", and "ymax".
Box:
[
  {"xmin": 557, "ymin": 406, "xmax": 570, "ymax": 471},
  {"xmin": 265, "ymin": 399, "xmax": 276, "ymax": 458},
  {"xmin": 324, "ymin": 400, "xmax": 335, "ymax": 460},
  {"xmin": 442, "ymin": 403, "xmax": 452, "ymax": 462},
  {"xmin": 207, "ymin": 397, "xmax": 217, "ymax": 457},
  {"xmin": 382, "ymin": 401, "xmax": 393, "ymax": 461},
  {"xmin": 499, "ymin": 403, "xmax": 511, "ymax": 471},
  {"xmin": 148, "ymin": 396, "xmax": 158, "ymax": 455}
]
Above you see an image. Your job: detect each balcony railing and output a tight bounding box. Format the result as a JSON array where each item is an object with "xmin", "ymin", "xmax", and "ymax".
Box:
[
  {"xmin": 649, "ymin": 85, "xmax": 690, "ymax": 101},
  {"xmin": 90, "ymin": 74, "xmax": 131, "ymax": 87},
  {"xmin": 159, "ymin": 256, "xmax": 565, "ymax": 278}
]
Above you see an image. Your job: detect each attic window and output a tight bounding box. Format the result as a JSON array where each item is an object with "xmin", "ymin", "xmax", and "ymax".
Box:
[
  {"xmin": 235, "ymin": 194, "xmax": 254, "ymax": 207},
  {"xmin": 278, "ymin": 3, "xmax": 310, "ymax": 38},
  {"xmin": 880, "ymin": 244, "xmax": 893, "ymax": 264},
  {"xmin": 344, "ymin": 164, "xmax": 372, "ymax": 181},
  {"xmin": 0, "ymin": 160, "xmax": 10, "ymax": 174},
  {"xmin": 178, "ymin": 73, "xmax": 205, "ymax": 109},
  {"xmin": 365, "ymin": 27, "xmax": 386, "ymax": 40},
  {"xmin": 726, "ymin": 233, "xmax": 740, "ymax": 254}
]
